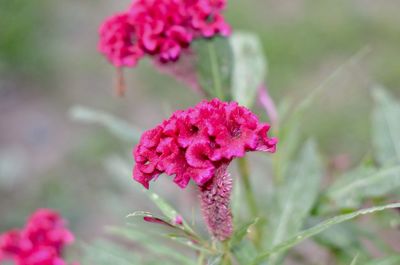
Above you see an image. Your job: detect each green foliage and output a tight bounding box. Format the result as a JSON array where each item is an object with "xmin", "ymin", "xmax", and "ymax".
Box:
[
  {"xmin": 69, "ymin": 106, "xmax": 142, "ymax": 142},
  {"xmin": 0, "ymin": 0, "xmax": 51, "ymax": 76},
  {"xmin": 193, "ymin": 37, "xmax": 233, "ymax": 100},
  {"xmin": 251, "ymin": 202, "xmax": 400, "ymax": 265},
  {"xmin": 230, "ymin": 32, "xmax": 267, "ymax": 108},
  {"xmin": 326, "ymin": 165, "xmax": 400, "ymax": 210},
  {"xmin": 372, "ymin": 87, "xmax": 400, "ymax": 166},
  {"xmin": 365, "ymin": 256, "xmax": 400, "ymax": 265},
  {"xmin": 265, "ymin": 140, "xmax": 323, "ymax": 264}
]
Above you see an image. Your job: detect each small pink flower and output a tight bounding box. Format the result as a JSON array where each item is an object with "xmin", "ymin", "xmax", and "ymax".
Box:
[{"xmin": 133, "ymin": 99, "xmax": 277, "ymax": 240}]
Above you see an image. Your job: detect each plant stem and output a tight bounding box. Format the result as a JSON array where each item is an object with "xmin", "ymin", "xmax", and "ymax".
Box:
[
  {"xmin": 237, "ymin": 157, "xmax": 262, "ymax": 249},
  {"xmin": 222, "ymin": 241, "xmax": 232, "ymax": 265},
  {"xmin": 207, "ymin": 41, "xmax": 224, "ymax": 100}
]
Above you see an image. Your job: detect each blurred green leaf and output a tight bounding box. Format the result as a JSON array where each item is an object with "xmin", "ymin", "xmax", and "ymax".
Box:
[
  {"xmin": 108, "ymin": 226, "xmax": 196, "ymax": 265},
  {"xmin": 350, "ymin": 254, "xmax": 359, "ymax": 265},
  {"xmin": 266, "ymin": 140, "xmax": 323, "ymax": 264},
  {"xmin": 193, "ymin": 37, "xmax": 232, "ymax": 100},
  {"xmin": 372, "ymin": 87, "xmax": 400, "ymax": 166},
  {"xmin": 69, "ymin": 105, "xmax": 141, "ymax": 142},
  {"xmin": 207, "ymin": 255, "xmax": 223, "ymax": 265},
  {"xmin": 231, "ymin": 241, "xmax": 260, "ymax": 265},
  {"xmin": 166, "ymin": 234, "xmax": 211, "ymax": 253},
  {"xmin": 82, "ymin": 240, "xmax": 139, "ymax": 265},
  {"xmin": 311, "ymin": 220, "xmax": 373, "ymax": 261},
  {"xmin": 326, "ymin": 165, "xmax": 400, "ymax": 209},
  {"xmin": 230, "ymin": 32, "xmax": 267, "ymax": 107},
  {"xmin": 229, "ymin": 218, "xmax": 259, "ymax": 248},
  {"xmin": 251, "ymin": 202, "xmax": 400, "ymax": 265},
  {"xmin": 365, "ymin": 256, "xmax": 400, "ymax": 265}
]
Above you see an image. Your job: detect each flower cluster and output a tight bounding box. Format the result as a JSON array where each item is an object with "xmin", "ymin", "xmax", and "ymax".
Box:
[
  {"xmin": 0, "ymin": 209, "xmax": 77, "ymax": 265},
  {"xmin": 133, "ymin": 98, "xmax": 277, "ymax": 189},
  {"xmin": 98, "ymin": 0, "xmax": 231, "ymax": 67}
]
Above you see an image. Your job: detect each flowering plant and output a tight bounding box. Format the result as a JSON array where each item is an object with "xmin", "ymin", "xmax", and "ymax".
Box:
[{"xmin": 2, "ymin": 1, "xmax": 400, "ymax": 265}]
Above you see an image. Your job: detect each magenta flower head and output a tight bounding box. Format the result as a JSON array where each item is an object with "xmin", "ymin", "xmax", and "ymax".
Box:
[
  {"xmin": 0, "ymin": 209, "xmax": 77, "ymax": 265},
  {"xmin": 98, "ymin": 0, "xmax": 231, "ymax": 68},
  {"xmin": 133, "ymin": 99, "xmax": 277, "ymax": 240}
]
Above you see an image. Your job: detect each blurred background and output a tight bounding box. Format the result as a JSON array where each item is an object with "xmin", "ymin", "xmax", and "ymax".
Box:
[{"xmin": 1, "ymin": 0, "xmax": 399, "ymax": 260}]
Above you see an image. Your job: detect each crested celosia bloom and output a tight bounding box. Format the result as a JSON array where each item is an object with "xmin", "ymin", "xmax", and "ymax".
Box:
[
  {"xmin": 0, "ymin": 209, "xmax": 77, "ymax": 265},
  {"xmin": 133, "ymin": 99, "xmax": 277, "ymax": 240},
  {"xmin": 98, "ymin": 0, "xmax": 231, "ymax": 67}
]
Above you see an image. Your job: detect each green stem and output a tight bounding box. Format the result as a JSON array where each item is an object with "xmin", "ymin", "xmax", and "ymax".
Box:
[
  {"xmin": 237, "ymin": 157, "xmax": 262, "ymax": 249},
  {"xmin": 197, "ymin": 251, "xmax": 205, "ymax": 265},
  {"xmin": 222, "ymin": 241, "xmax": 233, "ymax": 265},
  {"xmin": 207, "ymin": 42, "xmax": 224, "ymax": 100}
]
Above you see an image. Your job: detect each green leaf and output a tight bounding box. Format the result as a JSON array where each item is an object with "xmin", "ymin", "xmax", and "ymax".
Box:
[
  {"xmin": 193, "ymin": 37, "xmax": 232, "ymax": 100},
  {"xmin": 311, "ymin": 221, "xmax": 369, "ymax": 259},
  {"xmin": 229, "ymin": 218, "xmax": 259, "ymax": 248},
  {"xmin": 372, "ymin": 87, "xmax": 400, "ymax": 166},
  {"xmin": 207, "ymin": 255, "xmax": 223, "ymax": 265},
  {"xmin": 326, "ymin": 165, "xmax": 400, "ymax": 209},
  {"xmin": 266, "ymin": 140, "xmax": 323, "ymax": 264},
  {"xmin": 82, "ymin": 240, "xmax": 139, "ymax": 265},
  {"xmin": 251, "ymin": 202, "xmax": 400, "ymax": 265},
  {"xmin": 350, "ymin": 254, "xmax": 360, "ymax": 265},
  {"xmin": 166, "ymin": 234, "xmax": 212, "ymax": 253},
  {"xmin": 69, "ymin": 105, "xmax": 141, "ymax": 142},
  {"xmin": 365, "ymin": 256, "xmax": 400, "ymax": 265},
  {"xmin": 230, "ymin": 32, "xmax": 267, "ymax": 107},
  {"xmin": 108, "ymin": 226, "xmax": 196, "ymax": 265},
  {"xmin": 231, "ymin": 241, "xmax": 260, "ymax": 265}
]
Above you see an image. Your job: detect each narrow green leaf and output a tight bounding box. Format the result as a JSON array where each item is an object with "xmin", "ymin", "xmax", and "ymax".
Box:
[
  {"xmin": 231, "ymin": 241, "xmax": 260, "ymax": 265},
  {"xmin": 193, "ymin": 37, "xmax": 232, "ymax": 100},
  {"xmin": 207, "ymin": 255, "xmax": 223, "ymax": 265},
  {"xmin": 266, "ymin": 140, "xmax": 323, "ymax": 264},
  {"xmin": 82, "ymin": 240, "xmax": 139, "ymax": 265},
  {"xmin": 350, "ymin": 254, "xmax": 360, "ymax": 265},
  {"xmin": 365, "ymin": 256, "xmax": 400, "ymax": 265},
  {"xmin": 230, "ymin": 32, "xmax": 266, "ymax": 107},
  {"xmin": 372, "ymin": 87, "xmax": 400, "ymax": 166},
  {"xmin": 166, "ymin": 234, "xmax": 212, "ymax": 253},
  {"xmin": 326, "ymin": 165, "xmax": 400, "ymax": 209},
  {"xmin": 108, "ymin": 226, "xmax": 195, "ymax": 265},
  {"xmin": 229, "ymin": 218, "xmax": 259, "ymax": 247},
  {"xmin": 69, "ymin": 105, "xmax": 141, "ymax": 142},
  {"xmin": 251, "ymin": 202, "xmax": 400, "ymax": 265}
]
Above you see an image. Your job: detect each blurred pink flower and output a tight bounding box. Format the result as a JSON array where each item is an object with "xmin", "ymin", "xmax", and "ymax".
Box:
[
  {"xmin": 98, "ymin": 0, "xmax": 230, "ymax": 67},
  {"xmin": 0, "ymin": 209, "xmax": 77, "ymax": 265}
]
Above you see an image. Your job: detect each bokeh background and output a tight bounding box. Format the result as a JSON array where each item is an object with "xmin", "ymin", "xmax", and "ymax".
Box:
[{"xmin": 1, "ymin": 0, "xmax": 400, "ymax": 260}]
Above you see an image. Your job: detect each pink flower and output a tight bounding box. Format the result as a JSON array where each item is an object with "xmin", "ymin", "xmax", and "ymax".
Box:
[
  {"xmin": 0, "ymin": 209, "xmax": 77, "ymax": 265},
  {"xmin": 98, "ymin": 0, "xmax": 230, "ymax": 68},
  {"xmin": 133, "ymin": 98, "xmax": 277, "ymax": 189},
  {"xmin": 133, "ymin": 99, "xmax": 277, "ymax": 240}
]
